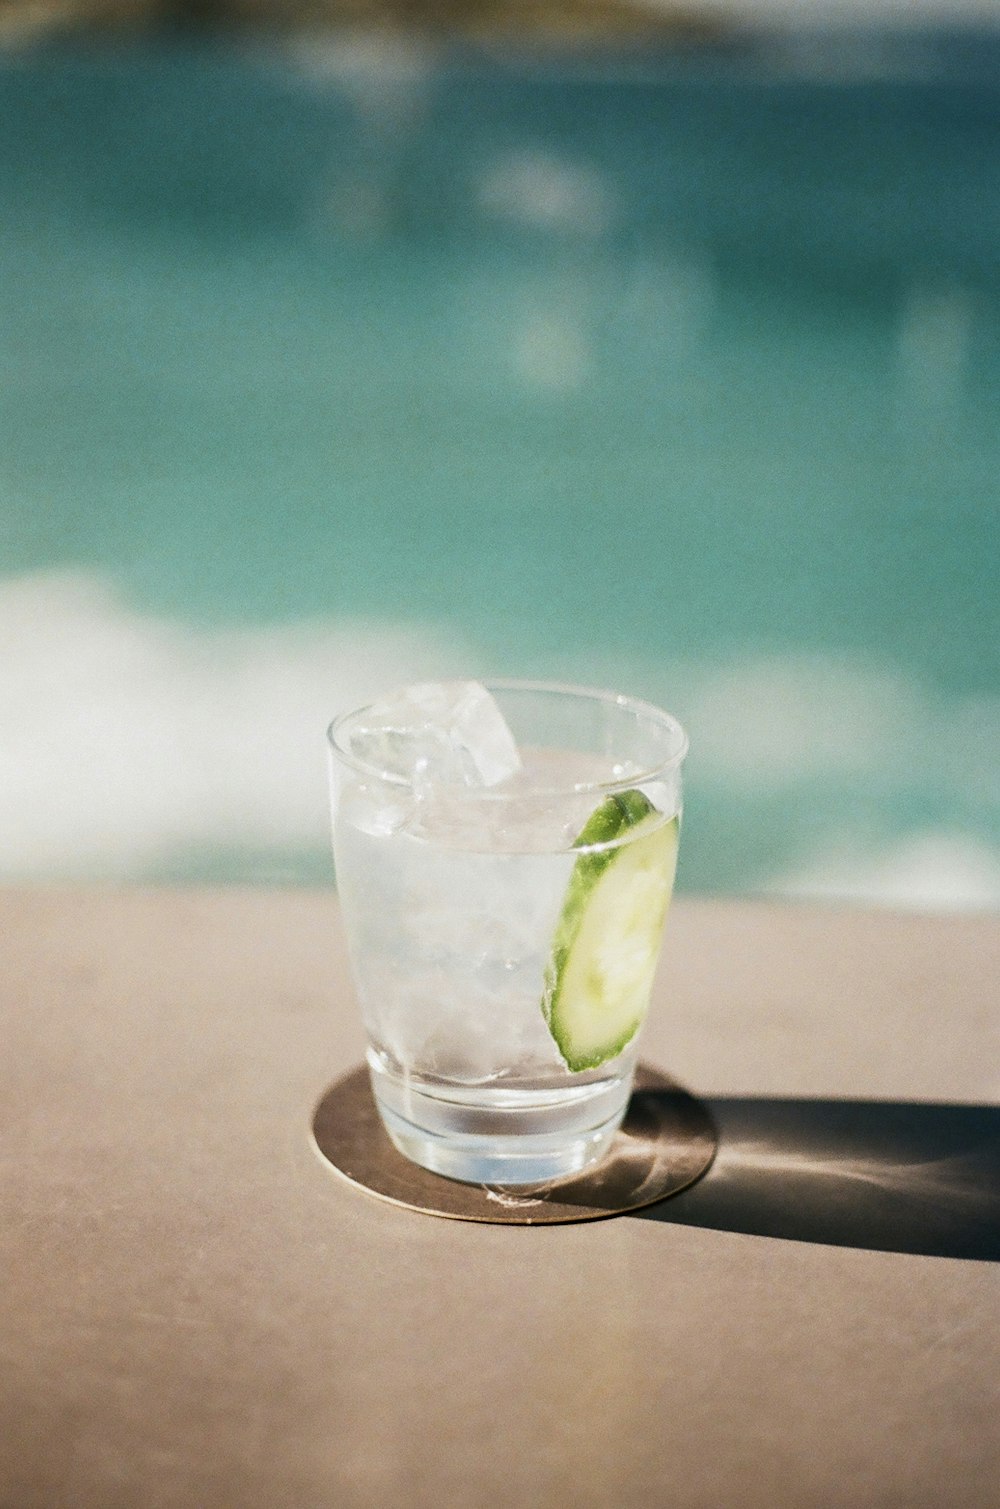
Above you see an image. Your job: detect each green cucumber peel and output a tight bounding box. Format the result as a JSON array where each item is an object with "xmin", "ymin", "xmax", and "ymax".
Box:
[{"xmin": 542, "ymin": 789, "xmax": 678, "ymax": 1072}]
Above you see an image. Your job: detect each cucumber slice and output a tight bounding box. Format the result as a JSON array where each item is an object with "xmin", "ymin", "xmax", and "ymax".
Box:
[{"xmin": 542, "ymin": 790, "xmax": 679, "ymax": 1072}]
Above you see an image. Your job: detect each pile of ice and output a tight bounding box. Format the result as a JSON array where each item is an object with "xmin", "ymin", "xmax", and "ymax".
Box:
[
  {"xmin": 348, "ymin": 680, "xmax": 522, "ymax": 792},
  {"xmin": 340, "ymin": 680, "xmax": 624, "ymax": 848}
]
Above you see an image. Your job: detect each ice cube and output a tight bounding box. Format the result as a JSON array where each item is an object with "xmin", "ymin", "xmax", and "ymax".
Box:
[
  {"xmin": 336, "ymin": 780, "xmax": 415, "ymax": 838},
  {"xmin": 349, "ymin": 681, "xmax": 521, "ymax": 789}
]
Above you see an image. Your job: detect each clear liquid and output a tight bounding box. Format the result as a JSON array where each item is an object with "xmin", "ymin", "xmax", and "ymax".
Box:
[{"xmin": 333, "ymin": 748, "xmax": 678, "ymax": 1183}]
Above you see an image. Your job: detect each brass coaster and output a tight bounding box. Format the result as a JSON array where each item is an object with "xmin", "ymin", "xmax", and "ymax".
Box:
[{"xmin": 311, "ymin": 1063, "xmax": 717, "ymax": 1225}]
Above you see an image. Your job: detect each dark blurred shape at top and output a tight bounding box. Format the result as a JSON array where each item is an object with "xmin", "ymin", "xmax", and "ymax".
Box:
[{"xmin": 0, "ymin": 0, "xmax": 729, "ymax": 45}]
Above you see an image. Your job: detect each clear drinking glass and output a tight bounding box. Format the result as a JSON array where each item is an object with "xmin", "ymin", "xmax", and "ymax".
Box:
[{"xmin": 327, "ymin": 680, "xmax": 687, "ymax": 1185}]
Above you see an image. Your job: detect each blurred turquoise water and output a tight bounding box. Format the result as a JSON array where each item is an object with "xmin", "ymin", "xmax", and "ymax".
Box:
[{"xmin": 1, "ymin": 31, "xmax": 998, "ymax": 903}]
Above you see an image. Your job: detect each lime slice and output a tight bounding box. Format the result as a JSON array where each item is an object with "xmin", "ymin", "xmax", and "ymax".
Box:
[{"xmin": 542, "ymin": 790, "xmax": 679, "ymax": 1072}]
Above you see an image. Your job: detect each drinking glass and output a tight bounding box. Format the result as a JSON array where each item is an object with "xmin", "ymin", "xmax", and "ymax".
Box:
[{"xmin": 328, "ymin": 680, "xmax": 687, "ymax": 1185}]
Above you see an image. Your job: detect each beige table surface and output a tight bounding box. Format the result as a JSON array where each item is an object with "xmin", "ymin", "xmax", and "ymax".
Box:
[{"xmin": 2, "ymin": 886, "xmax": 998, "ymax": 1509}]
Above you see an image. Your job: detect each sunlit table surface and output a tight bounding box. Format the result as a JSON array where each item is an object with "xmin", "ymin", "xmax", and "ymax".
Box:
[{"xmin": 2, "ymin": 886, "xmax": 998, "ymax": 1509}]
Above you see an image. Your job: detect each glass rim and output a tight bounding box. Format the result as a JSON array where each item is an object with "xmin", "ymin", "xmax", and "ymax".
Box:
[{"xmin": 326, "ymin": 677, "xmax": 688, "ymax": 797}]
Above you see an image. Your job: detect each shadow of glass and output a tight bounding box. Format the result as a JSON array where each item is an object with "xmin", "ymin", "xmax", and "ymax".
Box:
[{"xmin": 634, "ymin": 1096, "xmax": 1000, "ymax": 1261}]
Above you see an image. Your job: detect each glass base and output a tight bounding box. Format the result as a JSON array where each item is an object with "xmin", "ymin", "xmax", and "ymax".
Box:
[
  {"xmin": 312, "ymin": 1061, "xmax": 719, "ymax": 1222},
  {"xmin": 368, "ymin": 1051, "xmax": 632, "ymax": 1186},
  {"xmin": 376, "ymin": 1100, "xmax": 624, "ymax": 1185}
]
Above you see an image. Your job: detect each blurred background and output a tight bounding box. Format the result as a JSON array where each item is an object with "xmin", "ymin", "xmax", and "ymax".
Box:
[{"xmin": 1, "ymin": 0, "xmax": 997, "ymax": 907}]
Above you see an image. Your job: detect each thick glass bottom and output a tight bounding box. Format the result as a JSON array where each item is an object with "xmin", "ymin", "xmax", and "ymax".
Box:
[{"xmin": 368, "ymin": 1050, "xmax": 633, "ymax": 1186}]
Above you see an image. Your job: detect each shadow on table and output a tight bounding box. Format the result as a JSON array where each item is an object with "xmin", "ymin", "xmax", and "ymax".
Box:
[{"xmin": 635, "ymin": 1095, "xmax": 1000, "ymax": 1261}]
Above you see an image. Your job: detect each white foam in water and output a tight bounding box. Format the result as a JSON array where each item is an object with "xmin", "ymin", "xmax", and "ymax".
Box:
[
  {"xmin": 0, "ymin": 569, "xmax": 473, "ymax": 877},
  {"xmin": 350, "ymin": 681, "xmax": 521, "ymax": 789}
]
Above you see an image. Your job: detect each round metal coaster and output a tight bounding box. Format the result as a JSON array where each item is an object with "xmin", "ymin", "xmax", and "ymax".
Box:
[{"xmin": 310, "ymin": 1063, "xmax": 717, "ymax": 1225}]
